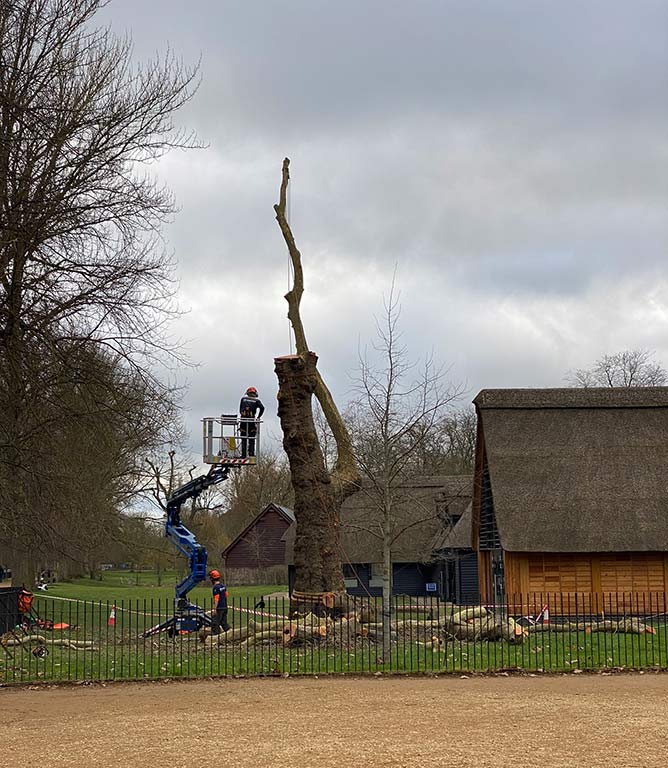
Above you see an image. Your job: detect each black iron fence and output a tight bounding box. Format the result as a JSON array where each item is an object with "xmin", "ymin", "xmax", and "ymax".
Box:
[{"xmin": 1, "ymin": 591, "xmax": 666, "ymax": 683}]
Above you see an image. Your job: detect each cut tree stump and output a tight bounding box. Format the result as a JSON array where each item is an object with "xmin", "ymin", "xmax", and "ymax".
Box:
[{"xmin": 289, "ymin": 622, "xmax": 328, "ymax": 645}]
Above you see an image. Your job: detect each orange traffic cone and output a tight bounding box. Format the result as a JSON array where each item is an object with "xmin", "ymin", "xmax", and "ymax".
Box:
[
  {"xmin": 542, "ymin": 605, "xmax": 550, "ymax": 626},
  {"xmin": 108, "ymin": 604, "xmax": 116, "ymax": 627}
]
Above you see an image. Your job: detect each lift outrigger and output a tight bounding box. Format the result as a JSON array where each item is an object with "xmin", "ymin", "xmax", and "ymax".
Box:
[{"xmin": 143, "ymin": 415, "xmax": 262, "ymax": 637}]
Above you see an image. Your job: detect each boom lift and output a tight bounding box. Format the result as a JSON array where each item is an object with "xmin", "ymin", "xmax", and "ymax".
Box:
[{"xmin": 143, "ymin": 415, "xmax": 261, "ymax": 637}]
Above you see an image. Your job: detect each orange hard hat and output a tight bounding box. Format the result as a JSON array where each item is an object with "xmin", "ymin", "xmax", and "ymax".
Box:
[
  {"xmin": 246, "ymin": 387, "xmax": 258, "ymax": 396},
  {"xmin": 209, "ymin": 569, "xmax": 220, "ymax": 580}
]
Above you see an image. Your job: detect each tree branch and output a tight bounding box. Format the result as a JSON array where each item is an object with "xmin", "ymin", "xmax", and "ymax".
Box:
[{"xmin": 274, "ymin": 157, "xmax": 359, "ymax": 493}]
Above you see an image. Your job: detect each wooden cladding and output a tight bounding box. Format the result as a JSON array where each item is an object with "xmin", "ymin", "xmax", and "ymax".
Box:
[
  {"xmin": 224, "ymin": 508, "xmax": 292, "ymax": 569},
  {"xmin": 501, "ymin": 551, "xmax": 668, "ymax": 611}
]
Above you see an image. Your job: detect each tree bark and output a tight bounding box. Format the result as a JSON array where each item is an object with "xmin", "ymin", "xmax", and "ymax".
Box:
[
  {"xmin": 273, "ymin": 161, "xmax": 358, "ymax": 496},
  {"xmin": 273, "ymin": 158, "xmax": 361, "ymax": 599},
  {"xmin": 382, "ymin": 529, "xmax": 392, "ymax": 658},
  {"xmin": 275, "ymin": 353, "xmax": 344, "ymax": 594}
]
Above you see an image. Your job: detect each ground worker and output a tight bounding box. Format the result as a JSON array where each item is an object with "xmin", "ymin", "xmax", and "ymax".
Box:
[
  {"xmin": 239, "ymin": 386, "xmax": 265, "ymax": 459},
  {"xmin": 209, "ymin": 569, "xmax": 230, "ymax": 634}
]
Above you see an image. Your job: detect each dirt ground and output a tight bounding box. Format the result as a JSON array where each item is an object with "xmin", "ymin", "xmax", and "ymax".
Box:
[{"xmin": 1, "ymin": 674, "xmax": 667, "ymax": 768}]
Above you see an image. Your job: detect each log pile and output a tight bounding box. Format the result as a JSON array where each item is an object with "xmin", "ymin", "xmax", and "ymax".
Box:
[
  {"xmin": 197, "ymin": 606, "xmax": 527, "ymax": 649},
  {"xmin": 443, "ymin": 607, "xmax": 526, "ymax": 644},
  {"xmin": 195, "ymin": 605, "xmax": 657, "ymax": 651},
  {"xmin": 199, "ymin": 611, "xmax": 371, "ymax": 650},
  {"xmin": 528, "ymin": 618, "xmax": 656, "ymax": 635}
]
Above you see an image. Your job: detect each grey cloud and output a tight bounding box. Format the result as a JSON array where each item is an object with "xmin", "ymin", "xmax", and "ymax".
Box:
[
  {"xmin": 104, "ymin": 2, "xmax": 668, "ymax": 135},
  {"xmin": 96, "ymin": 1, "xmax": 668, "ymax": 460}
]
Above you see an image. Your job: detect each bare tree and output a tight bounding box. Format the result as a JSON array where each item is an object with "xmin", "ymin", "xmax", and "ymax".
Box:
[
  {"xmin": 220, "ymin": 450, "xmax": 293, "ymax": 538},
  {"xmin": 273, "ymin": 158, "xmax": 360, "ymax": 598},
  {"xmin": 438, "ymin": 407, "xmax": 477, "ymax": 473},
  {"xmin": 350, "ymin": 281, "xmax": 462, "ymax": 655},
  {"xmin": 143, "ymin": 449, "xmax": 194, "ymax": 516},
  {"xmin": 2, "ymin": 340, "xmax": 181, "ymax": 584},
  {"xmin": 567, "ymin": 349, "xmax": 668, "ymax": 388},
  {"xmin": 0, "ymin": 0, "xmax": 199, "ymax": 580},
  {"xmin": 242, "ymin": 526, "xmax": 266, "ymax": 570}
]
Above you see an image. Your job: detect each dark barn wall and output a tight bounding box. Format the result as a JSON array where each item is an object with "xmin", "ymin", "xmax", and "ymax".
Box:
[
  {"xmin": 224, "ymin": 509, "xmax": 291, "ymax": 569},
  {"xmin": 458, "ymin": 552, "xmax": 480, "ymax": 605},
  {"xmin": 291, "ymin": 562, "xmax": 442, "ymax": 598},
  {"xmin": 392, "ymin": 563, "xmax": 438, "ymax": 597},
  {"xmin": 439, "ymin": 552, "xmax": 480, "ymax": 605},
  {"xmin": 343, "ymin": 564, "xmax": 379, "ymax": 597}
]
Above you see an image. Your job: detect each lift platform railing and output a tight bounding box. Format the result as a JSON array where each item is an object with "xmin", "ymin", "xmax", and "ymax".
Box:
[{"xmin": 202, "ymin": 415, "xmax": 262, "ymax": 465}]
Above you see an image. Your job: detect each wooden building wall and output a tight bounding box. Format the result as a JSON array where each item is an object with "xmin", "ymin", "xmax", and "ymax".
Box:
[
  {"xmin": 501, "ymin": 551, "xmax": 668, "ymax": 613},
  {"xmin": 224, "ymin": 509, "xmax": 291, "ymax": 569}
]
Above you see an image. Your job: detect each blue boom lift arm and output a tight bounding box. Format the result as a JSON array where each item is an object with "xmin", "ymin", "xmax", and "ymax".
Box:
[
  {"xmin": 143, "ymin": 415, "xmax": 261, "ymax": 638},
  {"xmin": 165, "ymin": 464, "xmax": 230, "ymax": 605}
]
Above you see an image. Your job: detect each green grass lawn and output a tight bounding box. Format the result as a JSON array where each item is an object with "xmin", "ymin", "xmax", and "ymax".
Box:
[
  {"xmin": 2, "ymin": 571, "xmax": 666, "ymax": 684},
  {"xmin": 41, "ymin": 569, "xmax": 286, "ymax": 604},
  {"xmin": 3, "ymin": 625, "xmax": 668, "ymax": 684}
]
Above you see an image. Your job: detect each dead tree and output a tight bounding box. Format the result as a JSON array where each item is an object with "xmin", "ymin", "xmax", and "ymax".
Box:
[{"xmin": 274, "ymin": 159, "xmax": 360, "ymax": 603}]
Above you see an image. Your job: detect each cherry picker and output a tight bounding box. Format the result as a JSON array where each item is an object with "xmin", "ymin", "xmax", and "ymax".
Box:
[{"xmin": 143, "ymin": 414, "xmax": 261, "ymax": 637}]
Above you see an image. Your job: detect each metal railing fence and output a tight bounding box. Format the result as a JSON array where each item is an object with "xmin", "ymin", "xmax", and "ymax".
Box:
[{"xmin": 1, "ymin": 591, "xmax": 666, "ymax": 684}]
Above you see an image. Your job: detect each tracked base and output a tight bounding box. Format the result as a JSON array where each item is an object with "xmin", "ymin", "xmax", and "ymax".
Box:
[{"xmin": 142, "ymin": 603, "xmax": 213, "ymax": 638}]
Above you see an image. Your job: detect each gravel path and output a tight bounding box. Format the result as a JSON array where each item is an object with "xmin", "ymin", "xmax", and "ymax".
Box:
[{"xmin": 1, "ymin": 674, "xmax": 667, "ymax": 767}]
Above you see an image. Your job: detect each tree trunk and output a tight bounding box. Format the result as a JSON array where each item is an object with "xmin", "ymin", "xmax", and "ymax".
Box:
[
  {"xmin": 10, "ymin": 548, "xmax": 36, "ymax": 590},
  {"xmin": 275, "ymin": 353, "xmax": 344, "ymax": 594},
  {"xmin": 382, "ymin": 530, "xmax": 392, "ymax": 659}
]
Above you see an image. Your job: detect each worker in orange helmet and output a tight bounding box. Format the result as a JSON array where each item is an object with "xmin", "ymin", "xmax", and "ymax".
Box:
[
  {"xmin": 239, "ymin": 386, "xmax": 264, "ymax": 459},
  {"xmin": 209, "ymin": 569, "xmax": 230, "ymax": 634}
]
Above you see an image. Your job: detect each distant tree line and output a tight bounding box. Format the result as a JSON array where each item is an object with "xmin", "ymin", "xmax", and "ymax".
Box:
[{"xmin": 567, "ymin": 349, "xmax": 667, "ymax": 388}]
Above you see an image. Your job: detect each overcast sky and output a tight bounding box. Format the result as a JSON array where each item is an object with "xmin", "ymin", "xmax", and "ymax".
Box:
[{"xmin": 102, "ymin": 1, "xmax": 668, "ymax": 461}]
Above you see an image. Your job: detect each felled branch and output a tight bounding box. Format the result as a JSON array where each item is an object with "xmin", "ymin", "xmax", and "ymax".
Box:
[{"xmin": 2, "ymin": 633, "xmax": 96, "ymax": 650}]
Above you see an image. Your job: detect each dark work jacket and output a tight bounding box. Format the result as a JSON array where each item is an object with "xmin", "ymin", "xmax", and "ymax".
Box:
[
  {"xmin": 239, "ymin": 396, "xmax": 265, "ymax": 419},
  {"xmin": 213, "ymin": 582, "xmax": 228, "ymax": 610}
]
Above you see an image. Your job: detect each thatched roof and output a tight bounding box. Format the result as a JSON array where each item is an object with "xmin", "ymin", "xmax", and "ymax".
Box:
[
  {"xmin": 474, "ymin": 387, "xmax": 668, "ymax": 552},
  {"xmin": 283, "ymin": 475, "xmax": 472, "ymax": 565},
  {"xmin": 436, "ymin": 502, "xmax": 473, "ymax": 550}
]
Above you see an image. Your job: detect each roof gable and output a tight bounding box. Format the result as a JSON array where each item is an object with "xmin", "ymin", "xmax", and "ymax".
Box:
[
  {"xmin": 222, "ymin": 502, "xmax": 295, "ymax": 558},
  {"xmin": 435, "ymin": 502, "xmax": 473, "ymax": 550}
]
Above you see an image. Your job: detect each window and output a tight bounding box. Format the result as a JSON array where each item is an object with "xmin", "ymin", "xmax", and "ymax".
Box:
[
  {"xmin": 343, "ymin": 563, "xmax": 358, "ymax": 589},
  {"xmin": 369, "ymin": 562, "xmax": 383, "ymax": 588}
]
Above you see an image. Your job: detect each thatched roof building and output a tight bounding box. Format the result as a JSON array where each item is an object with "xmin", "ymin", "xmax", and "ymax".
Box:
[
  {"xmin": 473, "ymin": 387, "xmax": 668, "ymax": 606},
  {"xmin": 284, "ymin": 475, "xmax": 473, "ymax": 597}
]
